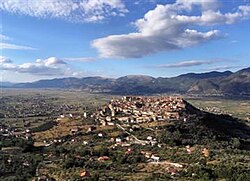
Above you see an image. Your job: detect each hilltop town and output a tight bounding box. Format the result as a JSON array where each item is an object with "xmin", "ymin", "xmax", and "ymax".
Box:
[{"xmin": 94, "ymin": 96, "xmax": 189, "ymax": 124}]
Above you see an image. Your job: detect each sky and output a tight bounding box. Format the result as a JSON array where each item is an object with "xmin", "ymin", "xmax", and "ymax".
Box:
[{"xmin": 0, "ymin": 0, "xmax": 250, "ymax": 83}]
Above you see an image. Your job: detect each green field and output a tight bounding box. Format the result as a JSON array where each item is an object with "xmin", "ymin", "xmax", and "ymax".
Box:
[
  {"xmin": 0, "ymin": 89, "xmax": 111, "ymax": 130},
  {"xmin": 0, "ymin": 88, "xmax": 111, "ymax": 105},
  {"xmin": 186, "ymin": 96, "xmax": 250, "ymax": 121}
]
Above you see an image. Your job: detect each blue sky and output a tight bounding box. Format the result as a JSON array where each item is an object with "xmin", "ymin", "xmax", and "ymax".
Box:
[{"xmin": 0, "ymin": 0, "xmax": 250, "ymax": 82}]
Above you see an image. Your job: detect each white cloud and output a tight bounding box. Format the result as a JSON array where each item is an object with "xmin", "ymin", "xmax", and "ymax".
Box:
[
  {"xmin": 0, "ymin": 34, "xmax": 36, "ymax": 50},
  {"xmin": 0, "ymin": 56, "xmax": 17, "ymax": 69},
  {"xmin": 0, "ymin": 56, "xmax": 80, "ymax": 76},
  {"xmin": 231, "ymin": 40, "xmax": 239, "ymax": 44},
  {"xmin": 92, "ymin": 0, "xmax": 250, "ymax": 58},
  {"xmin": 0, "ymin": 42, "xmax": 36, "ymax": 50},
  {"xmin": 63, "ymin": 57, "xmax": 97, "ymax": 62},
  {"xmin": 206, "ymin": 65, "xmax": 243, "ymax": 71},
  {"xmin": 176, "ymin": 0, "xmax": 219, "ymax": 11},
  {"xmin": 0, "ymin": 56, "xmax": 12, "ymax": 64},
  {"xmin": 156, "ymin": 60, "xmax": 216, "ymax": 68},
  {"xmin": 0, "ymin": 34, "xmax": 11, "ymax": 41},
  {"xmin": 0, "ymin": 0, "xmax": 128, "ymax": 23}
]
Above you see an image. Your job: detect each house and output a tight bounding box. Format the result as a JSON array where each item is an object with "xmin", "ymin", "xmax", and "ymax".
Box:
[
  {"xmin": 107, "ymin": 122, "xmax": 115, "ymax": 126},
  {"xmin": 170, "ymin": 162, "xmax": 183, "ymax": 168},
  {"xmin": 111, "ymin": 109, "xmax": 115, "ymax": 117},
  {"xmin": 202, "ymin": 148, "xmax": 209, "ymax": 157},
  {"xmin": 122, "ymin": 143, "xmax": 131, "ymax": 147},
  {"xmin": 141, "ymin": 151, "xmax": 152, "ymax": 159},
  {"xmin": 98, "ymin": 133, "xmax": 103, "ymax": 137},
  {"xmin": 70, "ymin": 128, "xmax": 79, "ymax": 134},
  {"xmin": 115, "ymin": 137, "xmax": 122, "ymax": 143},
  {"xmin": 22, "ymin": 161, "xmax": 30, "ymax": 166},
  {"xmin": 106, "ymin": 116, "xmax": 112, "ymax": 121},
  {"xmin": 186, "ymin": 145, "xmax": 195, "ymax": 154},
  {"xmin": 69, "ymin": 113, "xmax": 81, "ymax": 119},
  {"xmin": 87, "ymin": 126, "xmax": 96, "ymax": 132},
  {"xmin": 117, "ymin": 117, "xmax": 129, "ymax": 122},
  {"xmin": 25, "ymin": 133, "xmax": 32, "ymax": 140},
  {"xmin": 168, "ymin": 168, "xmax": 177, "ymax": 175},
  {"xmin": 98, "ymin": 156, "xmax": 110, "ymax": 161},
  {"xmin": 156, "ymin": 115, "xmax": 164, "ymax": 121},
  {"xmin": 147, "ymin": 136, "xmax": 153, "ymax": 140},
  {"xmin": 80, "ymin": 171, "xmax": 91, "ymax": 177},
  {"xmin": 125, "ymin": 148, "xmax": 133, "ymax": 154},
  {"xmin": 151, "ymin": 154, "xmax": 160, "ymax": 162},
  {"xmin": 150, "ymin": 140, "xmax": 157, "ymax": 146},
  {"xmin": 12, "ymin": 131, "xmax": 23, "ymax": 138},
  {"xmin": 100, "ymin": 120, "xmax": 107, "ymax": 126}
]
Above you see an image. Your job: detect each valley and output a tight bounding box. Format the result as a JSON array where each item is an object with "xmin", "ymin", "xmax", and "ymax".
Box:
[
  {"xmin": 0, "ymin": 89, "xmax": 249, "ymax": 180},
  {"xmin": 1, "ymin": 0, "xmax": 250, "ymax": 180}
]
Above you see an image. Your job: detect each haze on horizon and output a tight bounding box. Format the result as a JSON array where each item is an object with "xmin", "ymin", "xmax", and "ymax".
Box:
[{"xmin": 0, "ymin": 0, "xmax": 250, "ymax": 83}]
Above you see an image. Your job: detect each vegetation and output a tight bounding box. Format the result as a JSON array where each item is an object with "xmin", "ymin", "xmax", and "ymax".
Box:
[{"xmin": 0, "ymin": 89, "xmax": 249, "ymax": 180}]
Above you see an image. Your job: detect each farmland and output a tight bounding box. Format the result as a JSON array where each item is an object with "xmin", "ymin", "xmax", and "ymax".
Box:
[{"xmin": 187, "ymin": 96, "xmax": 250, "ymax": 121}]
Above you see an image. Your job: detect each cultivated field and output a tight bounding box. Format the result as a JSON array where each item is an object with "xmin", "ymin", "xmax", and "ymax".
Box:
[{"xmin": 186, "ymin": 96, "xmax": 250, "ymax": 121}]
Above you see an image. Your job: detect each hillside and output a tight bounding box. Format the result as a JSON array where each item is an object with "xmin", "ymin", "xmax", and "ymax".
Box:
[
  {"xmin": 94, "ymin": 96, "xmax": 250, "ymax": 147},
  {"xmin": 219, "ymin": 67, "xmax": 250, "ymax": 95},
  {"xmin": 2, "ymin": 67, "xmax": 250, "ymax": 96}
]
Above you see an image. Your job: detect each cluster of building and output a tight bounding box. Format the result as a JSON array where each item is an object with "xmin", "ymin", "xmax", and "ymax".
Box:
[
  {"xmin": 0, "ymin": 96, "xmax": 85, "ymax": 119},
  {"xmin": 199, "ymin": 106, "xmax": 223, "ymax": 115},
  {"xmin": 93, "ymin": 96, "xmax": 188, "ymax": 126},
  {"xmin": 0, "ymin": 124, "xmax": 32, "ymax": 140}
]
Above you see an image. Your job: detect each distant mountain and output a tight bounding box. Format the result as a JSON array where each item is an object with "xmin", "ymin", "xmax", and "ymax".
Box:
[
  {"xmin": 14, "ymin": 77, "xmax": 115, "ymax": 92},
  {"xmin": 113, "ymin": 75, "xmax": 156, "ymax": 94},
  {"xmin": 219, "ymin": 67, "xmax": 250, "ymax": 95},
  {"xmin": 0, "ymin": 81, "xmax": 15, "ymax": 87},
  {"xmin": 177, "ymin": 70, "xmax": 233, "ymax": 79},
  {"xmin": 3, "ymin": 67, "xmax": 250, "ymax": 96}
]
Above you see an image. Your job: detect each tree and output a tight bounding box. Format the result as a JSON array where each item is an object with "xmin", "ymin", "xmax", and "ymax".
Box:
[{"xmin": 232, "ymin": 138, "xmax": 241, "ymax": 149}]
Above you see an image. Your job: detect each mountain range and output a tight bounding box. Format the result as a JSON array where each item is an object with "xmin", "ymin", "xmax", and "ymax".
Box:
[{"xmin": 2, "ymin": 67, "xmax": 250, "ymax": 96}]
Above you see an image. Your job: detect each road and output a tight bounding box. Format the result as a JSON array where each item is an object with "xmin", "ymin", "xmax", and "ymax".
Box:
[{"xmin": 116, "ymin": 123, "xmax": 149, "ymax": 145}]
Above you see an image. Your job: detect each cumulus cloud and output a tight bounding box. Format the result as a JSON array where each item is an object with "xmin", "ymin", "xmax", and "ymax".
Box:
[
  {"xmin": 92, "ymin": 0, "xmax": 250, "ymax": 58},
  {"xmin": 0, "ymin": 56, "xmax": 80, "ymax": 76},
  {"xmin": 0, "ymin": 0, "xmax": 128, "ymax": 23}
]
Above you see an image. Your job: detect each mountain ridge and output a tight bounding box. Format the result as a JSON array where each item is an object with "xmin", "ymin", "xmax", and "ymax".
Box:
[{"xmin": 1, "ymin": 67, "xmax": 250, "ymax": 96}]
